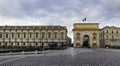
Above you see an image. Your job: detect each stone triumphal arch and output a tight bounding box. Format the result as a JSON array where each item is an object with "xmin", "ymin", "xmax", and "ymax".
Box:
[{"xmin": 73, "ymin": 23, "xmax": 99, "ymax": 48}]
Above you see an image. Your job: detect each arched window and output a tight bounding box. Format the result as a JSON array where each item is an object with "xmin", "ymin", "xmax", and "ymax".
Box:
[
  {"xmin": 54, "ymin": 32, "xmax": 58, "ymax": 39},
  {"xmin": 11, "ymin": 43, "xmax": 13, "ymax": 46},
  {"xmin": 17, "ymin": 42, "xmax": 19, "ymax": 46},
  {"xmin": 5, "ymin": 42, "xmax": 7, "ymax": 46},
  {"xmin": 23, "ymin": 43, "xmax": 26, "ymax": 46},
  {"xmin": 29, "ymin": 32, "xmax": 32, "ymax": 38},
  {"xmin": 107, "ymin": 30, "xmax": 108, "ymax": 34},
  {"xmin": 48, "ymin": 32, "xmax": 51, "ymax": 39},
  {"xmin": 112, "ymin": 30, "xmax": 113, "ymax": 34},
  {"xmin": 0, "ymin": 33, "xmax": 2, "ymax": 38},
  {"xmin": 5, "ymin": 33, "xmax": 9, "ymax": 38},
  {"xmin": 106, "ymin": 35, "xmax": 108, "ymax": 38},
  {"xmin": 61, "ymin": 32, "xmax": 64, "ymax": 39},
  {"xmin": 12, "ymin": 33, "xmax": 15, "ymax": 38},
  {"xmin": 36, "ymin": 43, "xmax": 38, "ymax": 46},
  {"xmin": 23, "ymin": 32, "xmax": 26, "ymax": 38},
  {"xmin": 35, "ymin": 32, "xmax": 39, "ymax": 38},
  {"xmin": 41, "ymin": 32, "xmax": 45, "ymax": 39},
  {"xmin": 116, "ymin": 31, "xmax": 118, "ymax": 34},
  {"xmin": 17, "ymin": 32, "xmax": 20, "ymax": 38}
]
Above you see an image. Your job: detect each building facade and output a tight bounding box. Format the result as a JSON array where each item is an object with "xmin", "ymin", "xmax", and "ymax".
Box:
[
  {"xmin": 0, "ymin": 25, "xmax": 68, "ymax": 51},
  {"xmin": 100, "ymin": 26, "xmax": 120, "ymax": 48},
  {"xmin": 73, "ymin": 23, "xmax": 99, "ymax": 48}
]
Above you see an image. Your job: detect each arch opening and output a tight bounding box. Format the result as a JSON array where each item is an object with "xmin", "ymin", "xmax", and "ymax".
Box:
[{"xmin": 83, "ymin": 35, "xmax": 89, "ymax": 48}]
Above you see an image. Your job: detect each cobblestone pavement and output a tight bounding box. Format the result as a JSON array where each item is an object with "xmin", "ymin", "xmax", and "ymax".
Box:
[{"xmin": 0, "ymin": 48, "xmax": 120, "ymax": 66}]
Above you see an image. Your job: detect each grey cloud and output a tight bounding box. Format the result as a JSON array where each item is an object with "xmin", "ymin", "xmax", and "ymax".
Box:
[
  {"xmin": 0, "ymin": 0, "xmax": 102, "ymax": 19},
  {"xmin": 0, "ymin": 0, "xmax": 26, "ymax": 19},
  {"xmin": 98, "ymin": 0, "xmax": 120, "ymax": 20},
  {"xmin": 0, "ymin": 0, "xmax": 120, "ymax": 29},
  {"xmin": 1, "ymin": 0, "xmax": 120, "ymax": 39},
  {"xmin": 0, "ymin": 0, "xmax": 118, "ymax": 18}
]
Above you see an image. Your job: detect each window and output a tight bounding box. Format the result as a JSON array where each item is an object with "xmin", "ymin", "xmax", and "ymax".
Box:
[
  {"xmin": 23, "ymin": 33, "xmax": 26, "ymax": 38},
  {"xmin": 18, "ymin": 33, "xmax": 20, "ymax": 38},
  {"xmin": 0, "ymin": 42, "xmax": 1, "ymax": 46},
  {"xmin": 11, "ymin": 43, "xmax": 13, "ymax": 46},
  {"xmin": 106, "ymin": 35, "xmax": 108, "ymax": 38},
  {"xmin": 48, "ymin": 32, "xmax": 51, "ymax": 39},
  {"xmin": 117, "ymin": 31, "xmax": 118, "ymax": 34},
  {"xmin": 12, "ymin": 33, "xmax": 15, "ymax": 38},
  {"xmin": 107, "ymin": 30, "xmax": 108, "ymax": 34},
  {"xmin": 41, "ymin": 32, "xmax": 45, "ymax": 39},
  {"xmin": 61, "ymin": 32, "xmax": 64, "ymax": 39},
  {"xmin": 54, "ymin": 32, "xmax": 58, "ymax": 39},
  {"xmin": 6, "ymin": 33, "xmax": 9, "ymax": 38},
  {"xmin": 29, "ymin": 32, "xmax": 32, "ymax": 38},
  {"xmin": 36, "ymin": 32, "xmax": 39, "ymax": 38},
  {"xmin": 17, "ymin": 42, "xmax": 19, "ymax": 46},
  {"xmin": 0, "ymin": 33, "xmax": 2, "ymax": 38},
  {"xmin": 112, "ymin": 30, "xmax": 113, "ymax": 34},
  {"xmin": 5, "ymin": 42, "xmax": 7, "ymax": 45},
  {"xmin": 23, "ymin": 43, "xmax": 25, "ymax": 46},
  {"xmin": 36, "ymin": 43, "xmax": 38, "ymax": 46}
]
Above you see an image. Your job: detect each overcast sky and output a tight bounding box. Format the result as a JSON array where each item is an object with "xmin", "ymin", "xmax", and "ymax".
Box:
[{"xmin": 0, "ymin": 0, "xmax": 120, "ymax": 39}]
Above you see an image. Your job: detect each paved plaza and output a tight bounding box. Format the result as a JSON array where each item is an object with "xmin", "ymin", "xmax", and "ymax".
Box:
[{"xmin": 0, "ymin": 48, "xmax": 120, "ymax": 66}]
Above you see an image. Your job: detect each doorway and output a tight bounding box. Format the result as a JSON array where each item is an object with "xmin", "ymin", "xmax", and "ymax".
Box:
[{"xmin": 83, "ymin": 35, "xmax": 89, "ymax": 48}]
